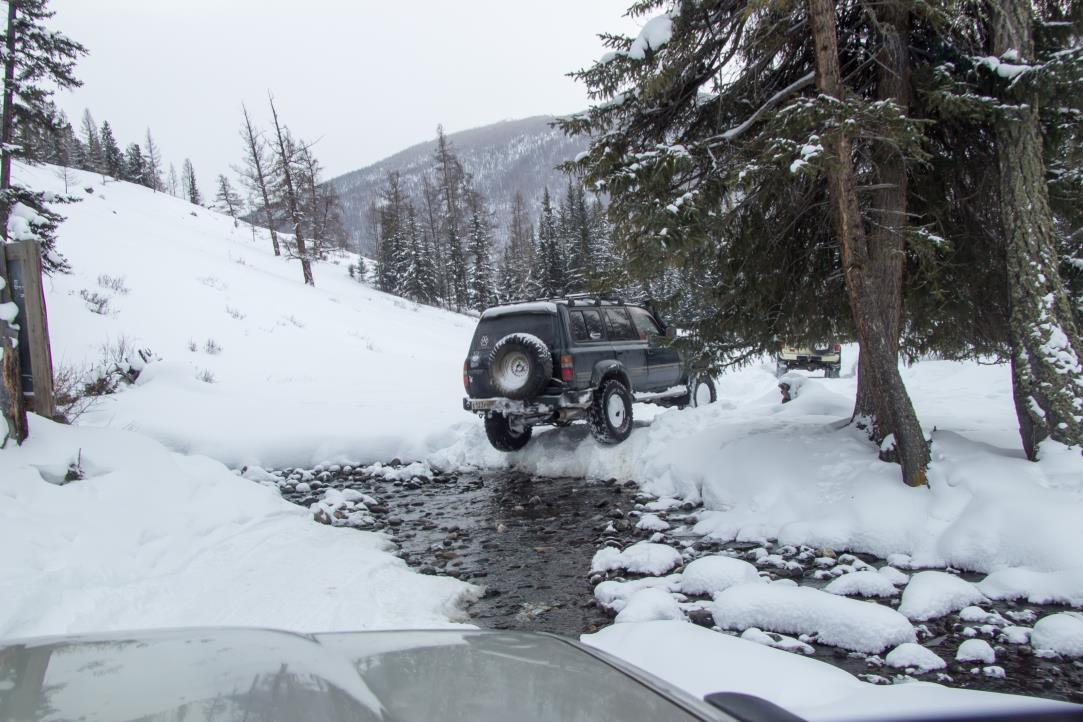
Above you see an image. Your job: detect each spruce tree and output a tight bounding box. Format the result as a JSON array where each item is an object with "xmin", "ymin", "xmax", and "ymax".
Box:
[
  {"xmin": 99, "ymin": 120, "xmax": 122, "ymax": 178},
  {"xmin": 536, "ymin": 187, "xmax": 563, "ymax": 296},
  {"xmin": 122, "ymin": 142, "xmax": 144, "ymax": 184},
  {"xmin": 467, "ymin": 194, "xmax": 495, "ymax": 310}
]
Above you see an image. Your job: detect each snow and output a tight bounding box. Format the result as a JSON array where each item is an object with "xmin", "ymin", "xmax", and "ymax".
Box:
[
  {"xmin": 824, "ymin": 570, "xmax": 900, "ymax": 598},
  {"xmin": 740, "ymin": 627, "xmax": 815, "ymax": 655},
  {"xmin": 634, "ymin": 512, "xmax": 670, "ymax": 531},
  {"xmin": 591, "ymin": 541, "xmax": 684, "ymax": 575},
  {"xmin": 594, "ymin": 574, "xmax": 682, "ymax": 612},
  {"xmin": 614, "ymin": 587, "xmax": 684, "ymax": 623},
  {"xmin": 956, "ymin": 638, "xmax": 996, "ymax": 664},
  {"xmin": 1031, "ymin": 613, "xmax": 1083, "ymax": 657},
  {"xmin": 978, "ymin": 566, "xmax": 1083, "ymax": 606},
  {"xmin": 710, "ymin": 583, "xmax": 915, "ymax": 653},
  {"xmin": 899, "ymin": 571, "xmax": 987, "ymax": 621},
  {"xmin": 680, "ymin": 554, "xmax": 762, "ymax": 596},
  {"xmin": 481, "ymin": 301, "xmax": 556, "ymax": 317},
  {"xmin": 885, "ymin": 642, "xmax": 947, "ymax": 672},
  {"xmin": 626, "ymin": 13, "xmax": 673, "ymax": 60},
  {"xmin": 582, "ymin": 621, "xmax": 1068, "ymax": 722},
  {"xmin": 0, "ymin": 417, "xmax": 476, "ymax": 639}
]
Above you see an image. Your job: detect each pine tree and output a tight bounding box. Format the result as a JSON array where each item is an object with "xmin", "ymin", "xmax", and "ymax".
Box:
[
  {"xmin": 500, "ymin": 190, "xmax": 536, "ymax": 300},
  {"xmin": 377, "ymin": 171, "xmax": 407, "ymax": 294},
  {"xmin": 181, "ymin": 158, "xmax": 201, "ymax": 205},
  {"xmin": 0, "ymin": 0, "xmax": 85, "ymax": 444},
  {"xmin": 214, "ymin": 174, "xmax": 243, "ymax": 226},
  {"xmin": 99, "ymin": 120, "xmax": 122, "ymax": 178},
  {"xmin": 536, "ymin": 187, "xmax": 563, "ymax": 296},
  {"xmin": 467, "ymin": 194, "xmax": 495, "ymax": 310},
  {"xmin": 122, "ymin": 142, "xmax": 144, "ymax": 184}
]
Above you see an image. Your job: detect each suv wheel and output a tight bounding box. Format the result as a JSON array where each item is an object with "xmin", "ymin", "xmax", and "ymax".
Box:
[
  {"xmin": 824, "ymin": 364, "xmax": 841, "ymax": 379},
  {"xmin": 686, "ymin": 375, "xmax": 717, "ymax": 408},
  {"xmin": 775, "ymin": 361, "xmax": 788, "ymax": 378},
  {"xmin": 589, "ymin": 379, "xmax": 633, "ymax": 444},
  {"xmin": 489, "ymin": 333, "xmax": 553, "ymax": 400},
  {"xmin": 484, "ymin": 413, "xmax": 533, "ymax": 452}
]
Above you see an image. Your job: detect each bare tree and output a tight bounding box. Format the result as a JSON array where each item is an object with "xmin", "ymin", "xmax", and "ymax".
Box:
[
  {"xmin": 267, "ymin": 94, "xmax": 313, "ymax": 286},
  {"xmin": 238, "ymin": 103, "xmax": 281, "ymax": 256},
  {"xmin": 143, "ymin": 128, "xmax": 163, "ymax": 192}
]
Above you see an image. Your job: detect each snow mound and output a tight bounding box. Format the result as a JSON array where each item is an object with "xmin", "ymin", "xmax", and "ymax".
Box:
[
  {"xmin": 878, "ymin": 566, "xmax": 910, "ymax": 586},
  {"xmin": 594, "ymin": 575, "xmax": 681, "ymax": 612},
  {"xmin": 956, "ymin": 639, "xmax": 996, "ymax": 664},
  {"xmin": 680, "ymin": 555, "xmax": 762, "ymax": 596},
  {"xmin": 885, "ymin": 643, "xmax": 946, "ymax": 672},
  {"xmin": 824, "ymin": 570, "xmax": 899, "ymax": 598},
  {"xmin": 591, "ymin": 541, "xmax": 684, "ymax": 576},
  {"xmin": 710, "ymin": 583, "xmax": 915, "ymax": 653},
  {"xmin": 614, "ymin": 587, "xmax": 684, "ymax": 623},
  {"xmin": 1031, "ymin": 613, "xmax": 1083, "ymax": 657},
  {"xmin": 740, "ymin": 627, "xmax": 814, "ymax": 655},
  {"xmin": 898, "ymin": 571, "xmax": 986, "ymax": 621},
  {"xmin": 635, "ymin": 513, "xmax": 670, "ymax": 532}
]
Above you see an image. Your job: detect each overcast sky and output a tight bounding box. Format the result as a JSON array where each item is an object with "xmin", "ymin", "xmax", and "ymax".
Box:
[{"xmin": 50, "ymin": 0, "xmax": 639, "ymax": 190}]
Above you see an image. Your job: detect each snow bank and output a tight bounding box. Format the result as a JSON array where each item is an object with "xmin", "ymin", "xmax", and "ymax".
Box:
[
  {"xmin": 710, "ymin": 583, "xmax": 915, "ymax": 653},
  {"xmin": 583, "ymin": 621, "xmax": 1068, "ymax": 722},
  {"xmin": 956, "ymin": 639, "xmax": 996, "ymax": 664},
  {"xmin": 978, "ymin": 567, "xmax": 1083, "ymax": 606},
  {"xmin": 594, "ymin": 575, "xmax": 681, "ymax": 612},
  {"xmin": 898, "ymin": 571, "xmax": 987, "ymax": 621},
  {"xmin": 614, "ymin": 587, "xmax": 684, "ymax": 623},
  {"xmin": 0, "ymin": 417, "xmax": 476, "ymax": 638}
]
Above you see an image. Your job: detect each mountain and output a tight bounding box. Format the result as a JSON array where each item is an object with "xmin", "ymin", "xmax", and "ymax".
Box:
[{"xmin": 327, "ymin": 116, "xmax": 589, "ymax": 252}]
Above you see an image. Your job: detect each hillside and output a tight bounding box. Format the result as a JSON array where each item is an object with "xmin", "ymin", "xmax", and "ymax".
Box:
[{"xmin": 328, "ymin": 116, "xmax": 589, "ymax": 251}]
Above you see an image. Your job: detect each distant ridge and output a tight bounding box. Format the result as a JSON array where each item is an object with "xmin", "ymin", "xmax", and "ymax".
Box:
[{"xmin": 328, "ymin": 115, "xmax": 588, "ymax": 252}]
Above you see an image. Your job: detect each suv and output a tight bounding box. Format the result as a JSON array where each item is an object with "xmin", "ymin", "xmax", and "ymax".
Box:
[
  {"xmin": 463, "ymin": 295, "xmax": 717, "ymax": 451},
  {"xmin": 776, "ymin": 343, "xmax": 842, "ymax": 378}
]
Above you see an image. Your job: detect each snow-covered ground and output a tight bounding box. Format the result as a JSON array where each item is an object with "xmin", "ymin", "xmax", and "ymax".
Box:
[{"xmin": 2, "ymin": 165, "xmax": 1082, "ymax": 717}]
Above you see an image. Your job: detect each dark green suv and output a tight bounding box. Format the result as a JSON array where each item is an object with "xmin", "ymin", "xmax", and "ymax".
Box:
[{"xmin": 463, "ymin": 296, "xmax": 716, "ymax": 451}]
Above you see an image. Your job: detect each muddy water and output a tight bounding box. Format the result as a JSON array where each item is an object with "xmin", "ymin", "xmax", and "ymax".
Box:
[{"xmin": 274, "ymin": 464, "xmax": 1083, "ymax": 705}]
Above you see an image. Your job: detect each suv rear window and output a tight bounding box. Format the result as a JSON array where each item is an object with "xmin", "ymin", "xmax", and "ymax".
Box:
[
  {"xmin": 471, "ymin": 314, "xmax": 558, "ymax": 356},
  {"xmin": 570, "ymin": 309, "xmax": 606, "ymax": 342},
  {"xmin": 603, "ymin": 308, "xmax": 639, "ymax": 341}
]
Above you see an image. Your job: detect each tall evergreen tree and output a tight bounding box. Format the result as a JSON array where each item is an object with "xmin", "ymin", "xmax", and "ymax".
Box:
[
  {"xmin": 99, "ymin": 120, "xmax": 122, "ymax": 178},
  {"xmin": 376, "ymin": 171, "xmax": 407, "ymax": 294},
  {"xmin": 536, "ymin": 187, "xmax": 563, "ymax": 296},
  {"xmin": 500, "ymin": 190, "xmax": 536, "ymax": 300},
  {"xmin": 181, "ymin": 157, "xmax": 201, "ymax": 205},
  {"xmin": 122, "ymin": 142, "xmax": 144, "ymax": 184},
  {"xmin": 467, "ymin": 194, "xmax": 496, "ymax": 310}
]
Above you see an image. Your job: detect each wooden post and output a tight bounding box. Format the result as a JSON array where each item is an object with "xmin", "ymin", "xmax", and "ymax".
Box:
[{"xmin": 4, "ymin": 241, "xmax": 55, "ymax": 420}]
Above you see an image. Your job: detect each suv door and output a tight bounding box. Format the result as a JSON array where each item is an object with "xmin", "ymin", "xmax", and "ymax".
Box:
[
  {"xmin": 603, "ymin": 307, "xmax": 648, "ymax": 390},
  {"xmin": 628, "ymin": 306, "xmax": 682, "ymax": 390},
  {"xmin": 566, "ymin": 307, "xmax": 614, "ymax": 388}
]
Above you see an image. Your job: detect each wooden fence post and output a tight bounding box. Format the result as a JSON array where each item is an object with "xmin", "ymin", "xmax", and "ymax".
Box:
[{"xmin": 4, "ymin": 240, "xmax": 55, "ymax": 420}]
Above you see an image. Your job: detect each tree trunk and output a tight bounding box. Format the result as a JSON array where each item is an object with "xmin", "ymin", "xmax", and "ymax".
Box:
[
  {"xmin": 852, "ymin": 0, "xmax": 910, "ymax": 435},
  {"xmin": 241, "ymin": 105, "xmax": 281, "ymax": 257},
  {"xmin": 809, "ymin": 0, "xmax": 929, "ymax": 486},
  {"xmin": 0, "ymin": 0, "xmax": 27, "ymax": 445},
  {"xmin": 993, "ymin": 0, "xmax": 1083, "ymax": 458}
]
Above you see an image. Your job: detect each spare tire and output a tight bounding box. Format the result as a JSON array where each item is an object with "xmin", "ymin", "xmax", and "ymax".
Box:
[{"xmin": 488, "ymin": 333, "xmax": 553, "ymax": 400}]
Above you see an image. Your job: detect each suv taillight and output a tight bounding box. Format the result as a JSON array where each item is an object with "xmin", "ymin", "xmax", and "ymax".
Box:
[
  {"xmin": 560, "ymin": 354, "xmax": 573, "ymax": 382},
  {"xmin": 463, "ymin": 360, "xmax": 470, "ymax": 391},
  {"xmin": 832, "ymin": 344, "xmax": 841, "ymax": 353}
]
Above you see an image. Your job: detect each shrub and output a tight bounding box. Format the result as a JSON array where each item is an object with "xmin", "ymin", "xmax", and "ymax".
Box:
[
  {"xmin": 97, "ymin": 274, "xmax": 129, "ymax": 295},
  {"xmin": 79, "ymin": 289, "xmax": 111, "ymax": 315}
]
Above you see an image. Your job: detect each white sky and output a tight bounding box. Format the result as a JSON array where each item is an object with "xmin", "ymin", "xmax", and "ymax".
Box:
[{"xmin": 50, "ymin": 0, "xmax": 639, "ymax": 190}]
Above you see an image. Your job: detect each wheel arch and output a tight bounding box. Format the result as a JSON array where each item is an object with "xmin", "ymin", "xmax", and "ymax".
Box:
[{"xmin": 590, "ymin": 360, "xmax": 631, "ymax": 391}]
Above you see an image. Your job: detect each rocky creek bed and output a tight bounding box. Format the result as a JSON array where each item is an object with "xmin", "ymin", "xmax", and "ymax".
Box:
[{"xmin": 251, "ymin": 461, "xmax": 1083, "ymax": 705}]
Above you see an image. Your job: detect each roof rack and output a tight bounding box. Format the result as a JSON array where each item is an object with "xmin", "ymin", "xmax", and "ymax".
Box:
[{"xmin": 499, "ymin": 293, "xmax": 626, "ymax": 308}]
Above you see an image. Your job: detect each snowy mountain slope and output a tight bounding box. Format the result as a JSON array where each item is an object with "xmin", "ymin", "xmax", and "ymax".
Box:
[
  {"xmin": 21, "ymin": 163, "xmax": 477, "ymax": 469},
  {"xmin": 327, "ymin": 116, "xmax": 588, "ymax": 250}
]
